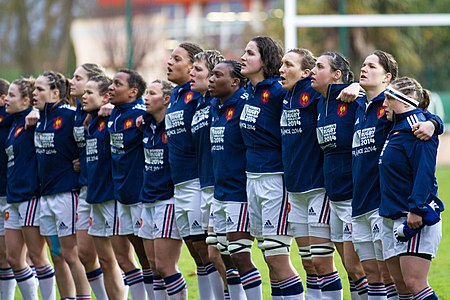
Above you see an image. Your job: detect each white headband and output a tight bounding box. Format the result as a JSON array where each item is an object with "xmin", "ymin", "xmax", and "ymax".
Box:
[{"xmin": 385, "ymin": 86, "xmax": 419, "ymax": 108}]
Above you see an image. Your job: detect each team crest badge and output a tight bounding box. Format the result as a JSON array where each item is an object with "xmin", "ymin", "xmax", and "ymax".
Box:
[
  {"xmin": 53, "ymin": 117, "xmax": 63, "ymax": 129},
  {"xmin": 377, "ymin": 106, "xmax": 385, "ymax": 119},
  {"xmin": 4, "ymin": 211, "xmax": 9, "ymax": 221},
  {"xmin": 89, "ymin": 217, "xmax": 93, "ymax": 226},
  {"xmin": 287, "ymin": 202, "xmax": 291, "ymax": 213},
  {"xmin": 162, "ymin": 132, "xmax": 168, "ymax": 144},
  {"xmin": 337, "ymin": 103, "xmax": 348, "ymax": 117},
  {"xmin": 225, "ymin": 107, "xmax": 234, "ymax": 120},
  {"xmin": 299, "ymin": 92, "xmax": 310, "ymax": 107},
  {"xmin": 14, "ymin": 126, "xmax": 24, "ymax": 138},
  {"xmin": 0, "ymin": 115, "xmax": 3, "ymax": 123},
  {"xmin": 261, "ymin": 90, "xmax": 270, "ymax": 104},
  {"xmin": 139, "ymin": 218, "xmax": 143, "ymax": 228},
  {"xmin": 98, "ymin": 120, "xmax": 105, "ymax": 131},
  {"xmin": 184, "ymin": 92, "xmax": 194, "ymax": 104},
  {"xmin": 124, "ymin": 118, "xmax": 133, "ymax": 129}
]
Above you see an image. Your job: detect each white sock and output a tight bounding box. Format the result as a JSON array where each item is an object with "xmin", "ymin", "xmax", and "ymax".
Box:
[
  {"xmin": 36, "ymin": 264, "xmax": 56, "ymax": 300},
  {"xmin": 0, "ymin": 267, "xmax": 16, "ymax": 300},
  {"xmin": 205, "ymin": 263, "xmax": 224, "ymax": 300},
  {"xmin": 123, "ymin": 284, "xmax": 129, "ymax": 300},
  {"xmin": 143, "ymin": 268, "xmax": 155, "ymax": 300},
  {"xmin": 197, "ymin": 265, "xmax": 212, "ymax": 300},
  {"xmin": 241, "ymin": 268, "xmax": 263, "ymax": 300},
  {"xmin": 225, "ymin": 269, "xmax": 245, "ymax": 300},
  {"xmin": 14, "ymin": 266, "xmax": 38, "ymax": 300},
  {"xmin": 86, "ymin": 268, "xmax": 108, "ymax": 300},
  {"xmin": 124, "ymin": 269, "xmax": 146, "ymax": 300}
]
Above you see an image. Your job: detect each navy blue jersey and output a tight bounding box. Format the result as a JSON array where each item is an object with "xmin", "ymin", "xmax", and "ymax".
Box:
[
  {"xmin": 165, "ymin": 81, "xmax": 202, "ymax": 184},
  {"xmin": 379, "ymin": 109, "xmax": 439, "ymax": 219},
  {"xmin": 5, "ymin": 107, "xmax": 39, "ymax": 203},
  {"xmin": 191, "ymin": 93, "xmax": 214, "ymax": 188},
  {"xmin": 281, "ymin": 77, "xmax": 324, "ymax": 193},
  {"xmin": 108, "ymin": 98, "xmax": 145, "ymax": 204},
  {"xmin": 211, "ymin": 88, "xmax": 248, "ymax": 202},
  {"xmin": 316, "ymin": 84, "xmax": 364, "ymax": 201},
  {"xmin": 34, "ymin": 102, "xmax": 79, "ymax": 195},
  {"xmin": 140, "ymin": 114, "xmax": 174, "ymax": 203},
  {"xmin": 73, "ymin": 99, "xmax": 88, "ymax": 186},
  {"xmin": 239, "ymin": 78, "xmax": 286, "ymax": 173},
  {"xmin": 85, "ymin": 112, "xmax": 114, "ymax": 204},
  {"xmin": 0, "ymin": 106, "xmax": 13, "ymax": 196}
]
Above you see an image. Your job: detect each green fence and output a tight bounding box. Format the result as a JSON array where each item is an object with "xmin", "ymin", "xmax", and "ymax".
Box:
[{"xmin": 432, "ymin": 92, "xmax": 450, "ymax": 130}]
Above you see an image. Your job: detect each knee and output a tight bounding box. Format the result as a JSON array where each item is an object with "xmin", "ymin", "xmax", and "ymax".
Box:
[
  {"xmin": 300, "ymin": 258, "xmax": 316, "ymax": 274},
  {"xmin": 78, "ymin": 246, "xmax": 97, "ymax": 267},
  {"xmin": 402, "ymin": 276, "xmax": 422, "ymax": 294},
  {"xmin": 6, "ymin": 252, "xmax": 21, "ymax": 269}
]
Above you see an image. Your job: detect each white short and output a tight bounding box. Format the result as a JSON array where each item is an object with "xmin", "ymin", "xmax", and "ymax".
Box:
[
  {"xmin": 174, "ymin": 179, "xmax": 204, "ymax": 238},
  {"xmin": 329, "ymin": 199, "xmax": 353, "ymax": 242},
  {"xmin": 40, "ymin": 191, "xmax": 78, "ymax": 237},
  {"xmin": 0, "ymin": 196, "xmax": 6, "ymax": 236},
  {"xmin": 213, "ymin": 199, "xmax": 250, "ymax": 234},
  {"xmin": 247, "ymin": 174, "xmax": 290, "ymax": 239},
  {"xmin": 139, "ymin": 199, "xmax": 180, "ymax": 240},
  {"xmin": 117, "ymin": 202, "xmax": 142, "ymax": 236},
  {"xmin": 88, "ymin": 200, "xmax": 119, "ymax": 237},
  {"xmin": 288, "ymin": 189, "xmax": 331, "ymax": 239},
  {"xmin": 76, "ymin": 186, "xmax": 90, "ymax": 231},
  {"xmin": 201, "ymin": 187, "xmax": 214, "ymax": 230},
  {"xmin": 352, "ymin": 209, "xmax": 382, "ymax": 243},
  {"xmin": 381, "ymin": 217, "xmax": 442, "ymax": 260},
  {"xmin": 4, "ymin": 198, "xmax": 40, "ymax": 229}
]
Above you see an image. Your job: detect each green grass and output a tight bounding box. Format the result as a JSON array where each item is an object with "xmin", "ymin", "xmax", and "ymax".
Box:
[{"xmin": 13, "ymin": 167, "xmax": 450, "ymax": 299}]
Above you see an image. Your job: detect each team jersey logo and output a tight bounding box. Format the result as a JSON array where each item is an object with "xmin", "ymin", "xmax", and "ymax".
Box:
[
  {"xmin": 337, "ymin": 103, "xmax": 348, "ymax": 117},
  {"xmin": 0, "ymin": 115, "xmax": 3, "ymax": 123},
  {"xmin": 184, "ymin": 91, "xmax": 194, "ymax": 103},
  {"xmin": 89, "ymin": 217, "xmax": 93, "ymax": 227},
  {"xmin": 225, "ymin": 107, "xmax": 234, "ymax": 120},
  {"xmin": 261, "ymin": 90, "xmax": 270, "ymax": 104},
  {"xmin": 299, "ymin": 92, "xmax": 310, "ymax": 106},
  {"xmin": 377, "ymin": 106, "xmax": 385, "ymax": 119},
  {"xmin": 124, "ymin": 118, "xmax": 133, "ymax": 129},
  {"xmin": 14, "ymin": 126, "xmax": 24, "ymax": 138},
  {"xmin": 53, "ymin": 117, "xmax": 63, "ymax": 129},
  {"xmin": 161, "ymin": 132, "xmax": 168, "ymax": 144},
  {"xmin": 287, "ymin": 202, "xmax": 291, "ymax": 213},
  {"xmin": 4, "ymin": 211, "xmax": 9, "ymax": 221},
  {"xmin": 98, "ymin": 120, "xmax": 105, "ymax": 131}
]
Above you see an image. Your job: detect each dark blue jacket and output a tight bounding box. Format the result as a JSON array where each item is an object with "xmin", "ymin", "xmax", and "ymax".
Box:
[
  {"xmin": 73, "ymin": 99, "xmax": 88, "ymax": 186},
  {"xmin": 239, "ymin": 78, "xmax": 285, "ymax": 173},
  {"xmin": 35, "ymin": 101, "xmax": 79, "ymax": 195},
  {"xmin": 140, "ymin": 114, "xmax": 174, "ymax": 203},
  {"xmin": 379, "ymin": 109, "xmax": 439, "ymax": 219},
  {"xmin": 211, "ymin": 88, "xmax": 248, "ymax": 202},
  {"xmin": 191, "ymin": 93, "xmax": 214, "ymax": 188},
  {"xmin": 85, "ymin": 112, "xmax": 115, "ymax": 204},
  {"xmin": 281, "ymin": 77, "xmax": 323, "ymax": 192},
  {"xmin": 108, "ymin": 98, "xmax": 145, "ymax": 204},
  {"xmin": 0, "ymin": 106, "xmax": 13, "ymax": 197},
  {"xmin": 316, "ymin": 84, "xmax": 363, "ymax": 201},
  {"xmin": 5, "ymin": 107, "xmax": 39, "ymax": 202},
  {"xmin": 165, "ymin": 81, "xmax": 202, "ymax": 184}
]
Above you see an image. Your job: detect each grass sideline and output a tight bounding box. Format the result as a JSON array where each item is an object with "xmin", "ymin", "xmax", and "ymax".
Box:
[{"xmin": 14, "ymin": 167, "xmax": 450, "ymax": 299}]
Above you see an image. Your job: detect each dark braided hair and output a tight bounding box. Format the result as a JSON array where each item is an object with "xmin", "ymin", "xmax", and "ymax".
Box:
[
  {"xmin": 321, "ymin": 51, "xmax": 354, "ymax": 84},
  {"xmin": 220, "ymin": 60, "xmax": 247, "ymax": 88},
  {"xmin": 389, "ymin": 76, "xmax": 431, "ymax": 110},
  {"xmin": 88, "ymin": 75, "xmax": 112, "ymax": 96},
  {"xmin": 179, "ymin": 42, "xmax": 203, "ymax": 64},
  {"xmin": 42, "ymin": 71, "xmax": 71, "ymax": 100}
]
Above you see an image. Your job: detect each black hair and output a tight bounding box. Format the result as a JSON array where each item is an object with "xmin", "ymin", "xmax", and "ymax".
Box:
[
  {"xmin": 117, "ymin": 68, "xmax": 147, "ymax": 99},
  {"xmin": 321, "ymin": 51, "xmax": 354, "ymax": 84},
  {"xmin": 88, "ymin": 75, "xmax": 112, "ymax": 96},
  {"xmin": 251, "ymin": 36, "xmax": 284, "ymax": 78},
  {"xmin": 220, "ymin": 60, "xmax": 247, "ymax": 88},
  {"xmin": 0, "ymin": 79, "xmax": 10, "ymax": 96},
  {"xmin": 372, "ymin": 50, "xmax": 398, "ymax": 82}
]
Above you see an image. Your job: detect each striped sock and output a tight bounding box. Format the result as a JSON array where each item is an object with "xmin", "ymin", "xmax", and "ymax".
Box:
[
  {"xmin": 349, "ymin": 278, "xmax": 359, "ymax": 299},
  {"xmin": 241, "ymin": 268, "xmax": 262, "ymax": 299},
  {"xmin": 86, "ymin": 268, "xmax": 107, "ymax": 300},
  {"xmin": 224, "ymin": 289, "xmax": 231, "ymax": 300},
  {"xmin": 14, "ymin": 266, "xmax": 38, "ymax": 299},
  {"xmin": 0, "ymin": 267, "xmax": 16, "ymax": 300},
  {"xmin": 318, "ymin": 271, "xmax": 343, "ymax": 299},
  {"xmin": 124, "ymin": 269, "xmax": 146, "ymax": 299},
  {"xmin": 164, "ymin": 273, "xmax": 187, "ymax": 296},
  {"xmin": 36, "ymin": 264, "xmax": 56, "ymax": 300},
  {"xmin": 226, "ymin": 268, "xmax": 245, "ymax": 299},
  {"xmin": 368, "ymin": 282, "xmax": 387, "ymax": 299},
  {"xmin": 142, "ymin": 268, "xmax": 154, "ymax": 299},
  {"xmin": 355, "ymin": 276, "xmax": 369, "ymax": 299},
  {"xmin": 205, "ymin": 262, "xmax": 224, "ymax": 300},
  {"xmin": 270, "ymin": 279, "xmax": 283, "ymax": 299},
  {"xmin": 197, "ymin": 264, "xmax": 212, "ymax": 299},
  {"xmin": 385, "ymin": 282, "xmax": 398, "ymax": 299},
  {"xmin": 413, "ymin": 286, "xmax": 438, "ymax": 300},
  {"xmin": 399, "ymin": 294, "xmax": 413, "ymax": 300},
  {"xmin": 279, "ymin": 274, "xmax": 304, "ymax": 298},
  {"xmin": 76, "ymin": 296, "xmax": 92, "ymax": 300},
  {"xmin": 306, "ymin": 274, "xmax": 322, "ymax": 299}
]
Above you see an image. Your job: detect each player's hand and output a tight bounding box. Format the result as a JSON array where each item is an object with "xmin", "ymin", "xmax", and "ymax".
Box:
[
  {"xmin": 407, "ymin": 212, "xmax": 423, "ymax": 229},
  {"xmin": 136, "ymin": 115, "xmax": 143, "ymax": 128},
  {"xmin": 412, "ymin": 121, "xmax": 434, "ymax": 141},
  {"xmin": 72, "ymin": 158, "xmax": 80, "ymax": 172},
  {"xmin": 337, "ymin": 82, "xmax": 360, "ymax": 102},
  {"xmin": 98, "ymin": 103, "xmax": 114, "ymax": 117},
  {"xmin": 25, "ymin": 109, "xmax": 39, "ymax": 129}
]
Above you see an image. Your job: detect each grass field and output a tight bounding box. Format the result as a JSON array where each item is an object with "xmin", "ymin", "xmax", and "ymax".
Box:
[{"xmin": 13, "ymin": 167, "xmax": 450, "ymax": 299}]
